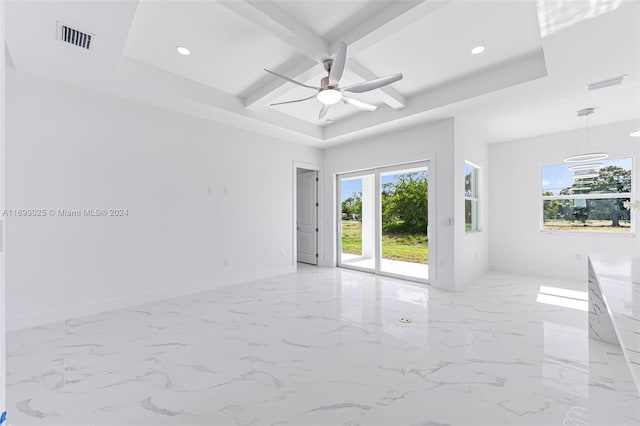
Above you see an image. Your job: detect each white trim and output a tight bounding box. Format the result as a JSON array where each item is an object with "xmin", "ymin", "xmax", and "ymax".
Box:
[
  {"xmin": 542, "ymin": 193, "xmax": 632, "ymax": 201},
  {"xmin": 7, "ymin": 266, "xmax": 294, "ymax": 332},
  {"xmin": 375, "ymin": 167, "xmax": 382, "ymax": 276},
  {"xmin": 541, "ymin": 230, "xmax": 635, "ymax": 237},
  {"xmin": 292, "ymin": 161, "xmax": 322, "ymax": 269}
]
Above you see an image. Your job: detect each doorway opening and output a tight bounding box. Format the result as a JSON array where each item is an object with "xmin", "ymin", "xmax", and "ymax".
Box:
[
  {"xmin": 296, "ymin": 167, "xmax": 319, "ymax": 265},
  {"xmin": 337, "ymin": 161, "xmax": 430, "ymax": 282}
]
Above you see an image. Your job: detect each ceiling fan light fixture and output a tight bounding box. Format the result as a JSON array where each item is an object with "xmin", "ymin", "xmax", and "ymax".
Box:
[
  {"xmin": 317, "ymin": 89, "xmax": 342, "ymax": 105},
  {"xmin": 263, "ymin": 40, "xmax": 403, "ymax": 116},
  {"xmin": 471, "ymin": 45, "xmax": 485, "ymax": 55}
]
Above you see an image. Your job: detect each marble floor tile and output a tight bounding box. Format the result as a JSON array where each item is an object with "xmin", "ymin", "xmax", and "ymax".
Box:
[{"xmin": 6, "ymin": 266, "xmax": 640, "ymax": 425}]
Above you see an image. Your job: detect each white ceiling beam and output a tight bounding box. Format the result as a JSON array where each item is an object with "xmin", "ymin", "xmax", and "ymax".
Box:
[
  {"xmin": 219, "ymin": 0, "xmax": 331, "ymax": 109},
  {"xmin": 240, "ymin": 54, "xmax": 321, "ymax": 111},
  {"xmin": 115, "ymin": 57, "xmax": 323, "ymax": 142},
  {"xmin": 218, "ymin": 1, "xmax": 329, "ymax": 59},
  {"xmin": 331, "ymin": 0, "xmax": 451, "ymax": 53},
  {"xmin": 347, "ymin": 58, "xmax": 407, "ymax": 109},
  {"xmin": 225, "ymin": 0, "xmax": 449, "ymax": 110}
]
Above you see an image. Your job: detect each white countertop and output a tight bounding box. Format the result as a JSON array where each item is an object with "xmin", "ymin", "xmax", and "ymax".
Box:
[{"xmin": 589, "ymin": 254, "xmax": 640, "ymax": 391}]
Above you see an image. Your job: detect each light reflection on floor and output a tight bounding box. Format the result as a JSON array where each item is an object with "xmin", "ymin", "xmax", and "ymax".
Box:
[{"xmin": 340, "ymin": 253, "xmax": 429, "ymax": 280}]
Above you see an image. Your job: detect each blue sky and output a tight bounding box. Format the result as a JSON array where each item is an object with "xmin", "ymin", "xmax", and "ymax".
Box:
[
  {"xmin": 541, "ymin": 158, "xmax": 631, "ymax": 195},
  {"xmin": 340, "ymin": 178, "xmax": 362, "ymax": 202}
]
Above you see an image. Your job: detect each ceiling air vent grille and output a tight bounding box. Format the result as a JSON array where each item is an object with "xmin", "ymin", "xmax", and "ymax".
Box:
[
  {"xmin": 587, "ymin": 75, "xmax": 626, "ymax": 91},
  {"xmin": 57, "ymin": 22, "xmax": 93, "ymax": 50}
]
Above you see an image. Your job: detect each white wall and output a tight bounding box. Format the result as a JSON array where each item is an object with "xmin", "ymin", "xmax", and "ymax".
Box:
[
  {"xmin": 454, "ymin": 120, "xmax": 489, "ymax": 288},
  {"xmin": 489, "ymin": 120, "xmax": 639, "ymax": 281},
  {"xmin": 1, "ymin": 0, "xmax": 7, "ymax": 413},
  {"xmin": 6, "ymin": 69, "xmax": 321, "ymax": 330},
  {"xmin": 321, "ymin": 119, "xmax": 457, "ymax": 291}
]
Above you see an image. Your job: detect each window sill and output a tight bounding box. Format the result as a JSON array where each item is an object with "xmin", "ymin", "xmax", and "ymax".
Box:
[
  {"xmin": 465, "ymin": 230, "xmax": 482, "ymax": 235},
  {"xmin": 540, "ymin": 230, "xmax": 636, "ymax": 238}
]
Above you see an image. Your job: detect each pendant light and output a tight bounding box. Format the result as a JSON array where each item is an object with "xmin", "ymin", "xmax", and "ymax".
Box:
[{"xmin": 564, "ymin": 107, "xmax": 608, "ymax": 163}]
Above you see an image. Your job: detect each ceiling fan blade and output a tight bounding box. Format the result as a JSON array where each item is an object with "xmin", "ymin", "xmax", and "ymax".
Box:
[
  {"xmin": 329, "ymin": 41, "xmax": 347, "ymax": 85},
  {"xmin": 343, "ymin": 97, "xmax": 377, "ymax": 112},
  {"xmin": 264, "ymin": 68, "xmax": 320, "ymax": 90},
  {"xmin": 319, "ymin": 104, "xmax": 329, "ymax": 119},
  {"xmin": 270, "ymin": 93, "xmax": 317, "ymax": 106},
  {"xmin": 343, "ymin": 73, "xmax": 403, "ymax": 93}
]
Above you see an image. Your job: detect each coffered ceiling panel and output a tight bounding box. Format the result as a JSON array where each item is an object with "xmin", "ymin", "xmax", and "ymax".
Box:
[
  {"xmin": 354, "ymin": 0, "xmax": 543, "ymax": 95},
  {"xmin": 123, "ymin": 1, "xmax": 300, "ymax": 96}
]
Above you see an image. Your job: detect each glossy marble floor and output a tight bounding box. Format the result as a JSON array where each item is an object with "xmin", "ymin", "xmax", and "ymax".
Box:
[{"xmin": 7, "ymin": 266, "xmax": 640, "ymax": 426}]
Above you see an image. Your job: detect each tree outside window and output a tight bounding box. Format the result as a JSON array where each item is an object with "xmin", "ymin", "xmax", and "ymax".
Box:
[
  {"xmin": 465, "ymin": 163, "xmax": 480, "ymax": 232},
  {"xmin": 541, "ymin": 158, "xmax": 632, "ymax": 232}
]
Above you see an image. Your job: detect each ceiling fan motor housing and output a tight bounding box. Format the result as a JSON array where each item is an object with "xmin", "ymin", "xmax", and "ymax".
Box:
[
  {"xmin": 323, "ymin": 58, "xmax": 333, "ymax": 73},
  {"xmin": 320, "ymin": 76, "xmax": 334, "ymax": 90}
]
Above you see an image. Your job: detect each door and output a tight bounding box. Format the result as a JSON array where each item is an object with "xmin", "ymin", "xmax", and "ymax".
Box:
[
  {"xmin": 337, "ymin": 161, "xmax": 429, "ymax": 282},
  {"xmin": 379, "ymin": 165, "xmax": 429, "ymax": 280},
  {"xmin": 297, "ymin": 170, "xmax": 318, "ymax": 265}
]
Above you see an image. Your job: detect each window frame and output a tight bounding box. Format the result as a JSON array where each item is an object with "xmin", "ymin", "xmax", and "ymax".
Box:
[
  {"xmin": 464, "ymin": 161, "xmax": 481, "ymax": 233},
  {"xmin": 539, "ymin": 156, "xmax": 634, "ymax": 235}
]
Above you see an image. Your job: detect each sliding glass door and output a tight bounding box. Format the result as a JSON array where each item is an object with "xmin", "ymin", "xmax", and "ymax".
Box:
[
  {"xmin": 379, "ymin": 166, "xmax": 429, "ymax": 280},
  {"xmin": 337, "ymin": 162, "xmax": 429, "ymax": 282}
]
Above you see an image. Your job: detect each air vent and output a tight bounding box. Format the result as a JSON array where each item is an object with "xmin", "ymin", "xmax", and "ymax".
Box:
[
  {"xmin": 587, "ymin": 75, "xmax": 626, "ymax": 91},
  {"xmin": 57, "ymin": 22, "xmax": 93, "ymax": 50}
]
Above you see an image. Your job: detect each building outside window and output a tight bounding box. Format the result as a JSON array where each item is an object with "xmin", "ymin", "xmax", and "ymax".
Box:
[{"xmin": 541, "ymin": 157, "xmax": 632, "ymax": 233}]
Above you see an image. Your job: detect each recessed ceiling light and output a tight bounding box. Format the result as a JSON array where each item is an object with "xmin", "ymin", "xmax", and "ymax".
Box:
[
  {"xmin": 471, "ymin": 45, "xmax": 485, "ymax": 55},
  {"xmin": 631, "ymin": 129, "xmax": 640, "ymax": 137},
  {"xmin": 176, "ymin": 46, "xmax": 191, "ymax": 56}
]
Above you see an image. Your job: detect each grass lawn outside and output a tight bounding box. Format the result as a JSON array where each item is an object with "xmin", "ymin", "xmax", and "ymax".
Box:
[
  {"xmin": 341, "ymin": 221, "xmax": 428, "ymax": 264},
  {"xmin": 543, "ymin": 220, "xmax": 631, "ymax": 233}
]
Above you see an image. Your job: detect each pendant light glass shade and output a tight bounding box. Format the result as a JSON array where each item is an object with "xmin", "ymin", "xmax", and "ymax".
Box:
[
  {"xmin": 564, "ymin": 153, "xmax": 609, "ymax": 163},
  {"xmin": 563, "ymin": 108, "xmax": 608, "ymax": 163}
]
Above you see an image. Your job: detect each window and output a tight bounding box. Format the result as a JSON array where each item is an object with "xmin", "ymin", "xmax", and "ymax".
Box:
[
  {"xmin": 465, "ymin": 163, "xmax": 480, "ymax": 232},
  {"xmin": 541, "ymin": 157, "xmax": 632, "ymax": 233}
]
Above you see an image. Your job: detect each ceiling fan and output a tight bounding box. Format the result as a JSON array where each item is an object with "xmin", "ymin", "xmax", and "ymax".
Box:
[{"xmin": 265, "ymin": 41, "xmax": 403, "ymax": 119}]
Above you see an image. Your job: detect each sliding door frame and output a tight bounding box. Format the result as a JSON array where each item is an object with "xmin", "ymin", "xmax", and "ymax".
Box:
[
  {"xmin": 336, "ymin": 169, "xmax": 376, "ymax": 274},
  {"xmin": 336, "ymin": 160, "xmax": 432, "ymax": 284}
]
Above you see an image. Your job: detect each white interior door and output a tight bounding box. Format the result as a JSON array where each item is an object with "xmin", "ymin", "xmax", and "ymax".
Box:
[{"xmin": 297, "ymin": 170, "xmax": 317, "ymax": 265}]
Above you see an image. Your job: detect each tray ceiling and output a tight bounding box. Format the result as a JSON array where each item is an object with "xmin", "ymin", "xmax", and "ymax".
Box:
[{"xmin": 5, "ymin": 0, "xmax": 638, "ymax": 146}]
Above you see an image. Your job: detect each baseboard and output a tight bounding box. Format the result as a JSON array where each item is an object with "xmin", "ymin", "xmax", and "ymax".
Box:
[
  {"xmin": 7, "ymin": 265, "xmax": 294, "ymax": 332},
  {"xmin": 489, "ymin": 264, "xmax": 583, "ymax": 283},
  {"xmin": 456, "ymin": 266, "xmax": 489, "ymax": 290}
]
